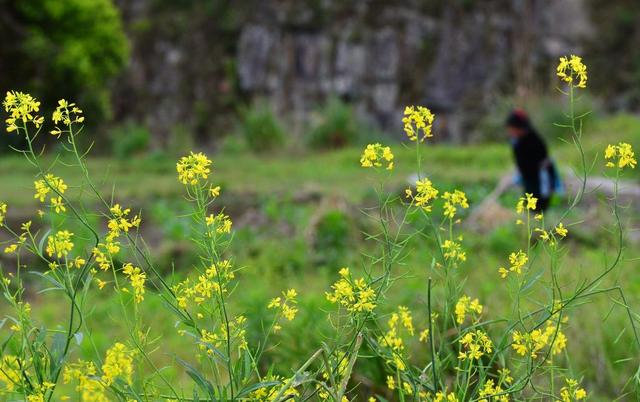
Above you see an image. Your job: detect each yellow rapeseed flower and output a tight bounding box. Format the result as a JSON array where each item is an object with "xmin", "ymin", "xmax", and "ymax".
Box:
[
  {"xmin": 268, "ymin": 288, "xmax": 299, "ymax": 332},
  {"xmin": 176, "ymin": 152, "xmax": 212, "ymax": 185},
  {"xmin": 50, "ymin": 99, "xmax": 84, "ymax": 137},
  {"xmin": 326, "ymin": 268, "xmax": 376, "ymax": 313},
  {"xmin": 3, "ymin": 91, "xmax": 44, "ymax": 132},
  {"xmin": 46, "ymin": 230, "xmax": 74, "ymax": 259},
  {"xmin": 498, "ymin": 250, "xmax": 528, "ymax": 278},
  {"xmin": 122, "ymin": 263, "xmax": 146, "ymax": 303},
  {"xmin": 406, "ymin": 178, "xmax": 439, "ymax": 212},
  {"xmin": 102, "ymin": 342, "xmax": 134, "ymax": 385},
  {"xmin": 403, "ymin": 106, "xmax": 435, "ymax": 141},
  {"xmin": 0, "ymin": 203, "xmax": 6, "ymax": 227},
  {"xmin": 442, "ymin": 239, "xmax": 466, "ymax": 263},
  {"xmin": 360, "ymin": 143, "xmax": 394, "ymax": 170},
  {"xmin": 516, "ymin": 193, "xmax": 537, "ymax": 213},
  {"xmin": 442, "ymin": 190, "xmax": 469, "ymax": 219},
  {"xmin": 455, "ymin": 295, "xmax": 483, "ymax": 325},
  {"xmin": 556, "ymin": 55, "xmax": 587, "ymax": 88},
  {"xmin": 560, "ymin": 378, "xmax": 587, "ymax": 401},
  {"xmin": 604, "ymin": 142, "xmax": 636, "ymax": 169}
]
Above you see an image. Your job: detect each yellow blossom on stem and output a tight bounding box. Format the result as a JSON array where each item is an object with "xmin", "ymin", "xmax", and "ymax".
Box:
[
  {"xmin": 511, "ymin": 322, "xmax": 567, "ymax": 359},
  {"xmin": 360, "ymin": 143, "xmax": 394, "ymax": 170},
  {"xmin": 442, "ymin": 190, "xmax": 469, "ymax": 219},
  {"xmin": 442, "ymin": 239, "xmax": 466, "ymax": 263},
  {"xmin": 516, "ymin": 193, "xmax": 537, "ymax": 213},
  {"xmin": 555, "ymin": 222, "xmax": 568, "ymax": 238},
  {"xmin": 458, "ymin": 329, "xmax": 493, "ymax": 360},
  {"xmin": 102, "ymin": 343, "xmax": 134, "ymax": 386},
  {"xmin": 50, "ymin": 99, "xmax": 84, "ymax": 137},
  {"xmin": 406, "ymin": 178, "xmax": 439, "ymax": 212},
  {"xmin": 122, "ymin": 263, "xmax": 146, "ymax": 303},
  {"xmin": 604, "ymin": 142, "xmax": 636, "ymax": 169},
  {"xmin": 455, "ymin": 295, "xmax": 483, "ymax": 325},
  {"xmin": 498, "ymin": 250, "xmax": 528, "ymax": 278},
  {"xmin": 206, "ymin": 212, "xmax": 233, "ymax": 234},
  {"xmin": 3, "ymin": 90, "xmax": 44, "ymax": 132},
  {"xmin": 34, "ymin": 174, "xmax": 68, "ymax": 213},
  {"xmin": 326, "ymin": 267, "xmax": 376, "ymax": 313},
  {"xmin": 268, "ymin": 288, "xmax": 299, "ymax": 332},
  {"xmin": 556, "ymin": 55, "xmax": 588, "ymax": 88},
  {"xmin": 0, "ymin": 202, "xmax": 6, "ymax": 227},
  {"xmin": 402, "ymin": 105, "xmax": 435, "ymax": 141},
  {"xmin": 46, "ymin": 230, "xmax": 74, "ymax": 259},
  {"xmin": 176, "ymin": 152, "xmax": 212, "ymax": 185},
  {"xmin": 560, "ymin": 378, "xmax": 587, "ymax": 401}
]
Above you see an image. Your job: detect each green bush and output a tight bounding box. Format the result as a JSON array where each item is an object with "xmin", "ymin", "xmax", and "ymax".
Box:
[
  {"xmin": 0, "ymin": 0, "xmax": 129, "ymax": 123},
  {"xmin": 110, "ymin": 121, "xmax": 151, "ymax": 159},
  {"xmin": 308, "ymin": 97, "xmax": 360, "ymax": 149},
  {"xmin": 238, "ymin": 102, "xmax": 285, "ymax": 152},
  {"xmin": 312, "ymin": 209, "xmax": 351, "ymax": 267}
]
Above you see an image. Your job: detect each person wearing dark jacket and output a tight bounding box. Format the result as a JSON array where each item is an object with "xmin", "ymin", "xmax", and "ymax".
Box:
[{"xmin": 505, "ymin": 109, "xmax": 559, "ymax": 211}]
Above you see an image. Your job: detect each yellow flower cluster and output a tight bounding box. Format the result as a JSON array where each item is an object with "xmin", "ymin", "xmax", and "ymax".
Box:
[
  {"xmin": 433, "ymin": 390, "xmax": 459, "ymax": 402},
  {"xmin": 511, "ymin": 321, "xmax": 567, "ymax": 359},
  {"xmin": 442, "ymin": 190, "xmax": 469, "ymax": 219},
  {"xmin": 604, "ymin": 142, "xmax": 637, "ymax": 169},
  {"xmin": 378, "ymin": 306, "xmax": 415, "ymax": 370},
  {"xmin": 34, "ymin": 174, "xmax": 68, "ymax": 213},
  {"xmin": 268, "ymin": 288, "xmax": 299, "ymax": 332},
  {"xmin": 63, "ymin": 360, "xmax": 108, "ymax": 402},
  {"xmin": 122, "ymin": 263, "xmax": 146, "ymax": 303},
  {"xmin": 326, "ymin": 267, "xmax": 376, "ymax": 313},
  {"xmin": 516, "ymin": 193, "xmax": 537, "ymax": 214},
  {"xmin": 46, "ymin": 230, "xmax": 74, "ymax": 259},
  {"xmin": 0, "ymin": 202, "xmax": 6, "ymax": 227},
  {"xmin": 250, "ymin": 375, "xmax": 300, "ymax": 401},
  {"xmin": 560, "ymin": 378, "xmax": 587, "ymax": 401},
  {"xmin": 403, "ymin": 106, "xmax": 435, "ymax": 141},
  {"xmin": 360, "ymin": 143, "xmax": 394, "ymax": 170},
  {"xmin": 107, "ymin": 204, "xmax": 141, "ymax": 241},
  {"xmin": 458, "ymin": 329, "xmax": 493, "ymax": 360},
  {"xmin": 442, "ymin": 239, "xmax": 466, "ymax": 263},
  {"xmin": 536, "ymin": 222, "xmax": 569, "ymax": 244},
  {"xmin": 406, "ymin": 178, "xmax": 439, "ymax": 212},
  {"xmin": 3, "ymin": 91, "xmax": 44, "ymax": 132},
  {"xmin": 92, "ymin": 241, "xmax": 121, "ymax": 272},
  {"xmin": 455, "ymin": 295, "xmax": 483, "ymax": 325},
  {"xmin": 50, "ymin": 99, "xmax": 84, "ymax": 137},
  {"xmin": 206, "ymin": 212, "xmax": 233, "ymax": 234},
  {"xmin": 498, "ymin": 250, "xmax": 528, "ymax": 278},
  {"xmin": 176, "ymin": 152, "xmax": 212, "ymax": 185},
  {"xmin": 199, "ymin": 315, "xmax": 248, "ymax": 353},
  {"xmin": 102, "ymin": 342, "xmax": 135, "ymax": 386},
  {"xmin": 478, "ymin": 378, "xmax": 510, "ymax": 402},
  {"xmin": 0, "ymin": 355, "xmax": 20, "ymax": 393},
  {"xmin": 173, "ymin": 260, "xmax": 235, "ymax": 308},
  {"xmin": 557, "ymin": 55, "xmax": 588, "ymax": 89}
]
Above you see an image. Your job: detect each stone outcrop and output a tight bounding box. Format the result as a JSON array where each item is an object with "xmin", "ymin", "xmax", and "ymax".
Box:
[{"xmin": 113, "ymin": 0, "xmax": 594, "ymax": 143}]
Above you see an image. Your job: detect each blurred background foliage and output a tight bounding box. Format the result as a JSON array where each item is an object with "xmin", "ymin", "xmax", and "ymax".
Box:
[{"xmin": 1, "ymin": 0, "xmax": 640, "ymax": 152}]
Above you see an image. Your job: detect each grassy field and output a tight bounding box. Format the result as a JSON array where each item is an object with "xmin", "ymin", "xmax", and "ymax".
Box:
[{"xmin": 1, "ymin": 113, "xmax": 639, "ymax": 399}]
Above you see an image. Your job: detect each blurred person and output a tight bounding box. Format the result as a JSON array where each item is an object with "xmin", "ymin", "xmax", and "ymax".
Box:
[{"xmin": 505, "ymin": 109, "xmax": 561, "ymax": 211}]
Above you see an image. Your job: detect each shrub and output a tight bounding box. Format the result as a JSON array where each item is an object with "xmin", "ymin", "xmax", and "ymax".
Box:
[
  {"xmin": 311, "ymin": 209, "xmax": 351, "ymax": 267},
  {"xmin": 109, "ymin": 121, "xmax": 151, "ymax": 159},
  {"xmin": 238, "ymin": 101, "xmax": 285, "ymax": 152},
  {"xmin": 308, "ymin": 97, "xmax": 360, "ymax": 149}
]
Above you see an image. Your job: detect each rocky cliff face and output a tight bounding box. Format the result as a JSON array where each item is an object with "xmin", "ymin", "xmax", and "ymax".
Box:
[{"xmin": 113, "ymin": 0, "xmax": 593, "ymax": 143}]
